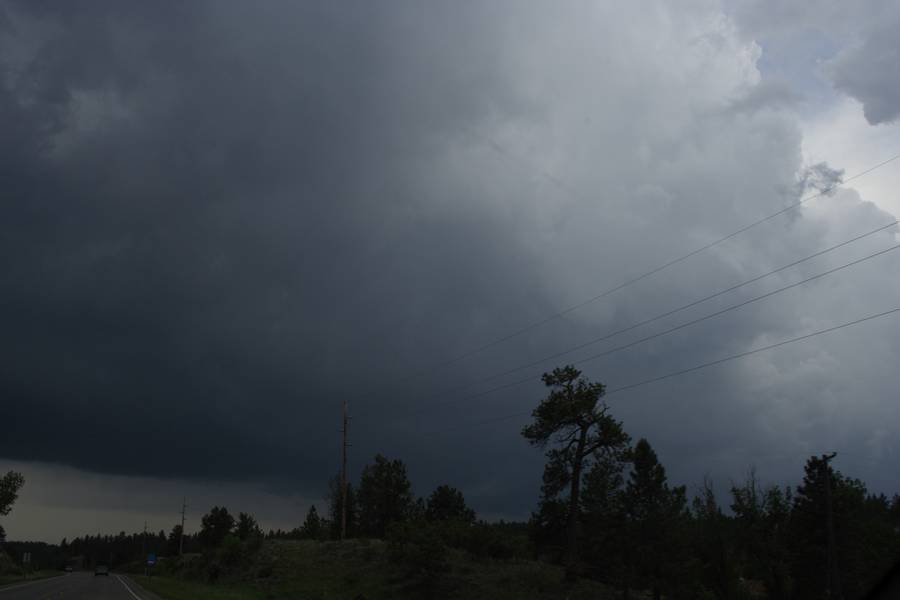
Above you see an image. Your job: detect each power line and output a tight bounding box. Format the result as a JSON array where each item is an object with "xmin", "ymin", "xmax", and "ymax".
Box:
[
  {"xmin": 407, "ymin": 240, "xmax": 900, "ymax": 416},
  {"xmin": 604, "ymin": 307, "xmax": 900, "ymax": 395},
  {"xmin": 326, "ymin": 223, "xmax": 899, "ymax": 449},
  {"xmin": 315, "ymin": 153, "xmax": 899, "ymax": 451},
  {"xmin": 392, "ymin": 219, "xmax": 899, "ymax": 409},
  {"xmin": 401, "ymin": 151, "xmax": 900, "ymax": 380},
  {"xmin": 424, "ymin": 307, "xmax": 900, "ymax": 435},
  {"xmin": 483, "ymin": 137, "xmax": 582, "ymax": 198}
]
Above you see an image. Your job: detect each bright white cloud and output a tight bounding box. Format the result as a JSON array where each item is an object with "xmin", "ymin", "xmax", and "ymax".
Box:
[{"xmin": 801, "ymin": 97, "xmax": 900, "ymax": 217}]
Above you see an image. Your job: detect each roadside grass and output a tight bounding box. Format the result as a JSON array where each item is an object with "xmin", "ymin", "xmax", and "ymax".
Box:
[
  {"xmin": 136, "ymin": 540, "xmax": 617, "ymax": 600},
  {"xmin": 0, "ymin": 570, "xmax": 62, "ymax": 587},
  {"xmin": 266, "ymin": 539, "xmax": 617, "ymax": 600},
  {"xmin": 263, "ymin": 539, "xmax": 404, "ymax": 599},
  {"xmin": 134, "ymin": 575, "xmax": 267, "ymax": 600}
]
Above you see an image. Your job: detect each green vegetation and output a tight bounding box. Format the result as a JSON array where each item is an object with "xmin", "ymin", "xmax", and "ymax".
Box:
[
  {"xmin": 6, "ymin": 366, "xmax": 900, "ymax": 598},
  {"xmin": 136, "ymin": 575, "xmax": 265, "ymax": 600},
  {"xmin": 0, "ymin": 470, "xmax": 26, "ymax": 548},
  {"xmin": 357, "ymin": 454, "xmax": 415, "ymax": 538},
  {"xmin": 0, "ymin": 470, "xmax": 36, "ymax": 585},
  {"xmin": 523, "ymin": 365, "xmax": 629, "ymax": 577},
  {"xmin": 0, "ymin": 471, "xmax": 25, "ymax": 520},
  {"xmin": 139, "ymin": 539, "xmax": 616, "ymax": 600},
  {"xmin": 0, "ymin": 570, "xmax": 61, "ymax": 588}
]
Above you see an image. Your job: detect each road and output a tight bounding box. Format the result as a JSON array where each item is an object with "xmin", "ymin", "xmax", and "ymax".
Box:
[{"xmin": 0, "ymin": 572, "xmax": 159, "ymax": 600}]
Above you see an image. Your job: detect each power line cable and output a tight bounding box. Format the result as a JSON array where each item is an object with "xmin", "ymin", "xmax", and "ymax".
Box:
[
  {"xmin": 328, "ymin": 221, "xmax": 900, "ymax": 448},
  {"xmin": 389, "ymin": 219, "xmax": 899, "ymax": 407},
  {"xmin": 605, "ymin": 307, "xmax": 900, "ymax": 395},
  {"xmin": 401, "ymin": 151, "xmax": 900, "ymax": 380},
  {"xmin": 424, "ymin": 306, "xmax": 900, "ymax": 435},
  {"xmin": 313, "ymin": 154, "xmax": 900, "ymax": 449},
  {"xmin": 315, "ymin": 147, "xmax": 899, "ymax": 445},
  {"xmin": 406, "ymin": 239, "xmax": 900, "ymax": 416}
]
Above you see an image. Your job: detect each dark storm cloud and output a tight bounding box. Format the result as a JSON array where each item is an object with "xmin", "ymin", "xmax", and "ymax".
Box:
[
  {"xmin": 2, "ymin": 0, "xmax": 899, "ymax": 525},
  {"xmin": 829, "ymin": 22, "xmax": 900, "ymax": 124},
  {"xmin": 0, "ymin": 0, "xmax": 546, "ymax": 487}
]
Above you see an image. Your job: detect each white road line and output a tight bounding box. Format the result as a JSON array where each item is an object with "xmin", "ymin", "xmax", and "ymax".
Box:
[
  {"xmin": 116, "ymin": 575, "xmax": 143, "ymax": 600},
  {"xmin": 0, "ymin": 575, "xmax": 64, "ymax": 593}
]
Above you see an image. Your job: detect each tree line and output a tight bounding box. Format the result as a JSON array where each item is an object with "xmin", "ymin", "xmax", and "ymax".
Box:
[
  {"xmin": 522, "ymin": 366, "xmax": 900, "ymax": 599},
  {"xmin": 2, "ymin": 365, "xmax": 899, "ymax": 598},
  {"xmin": 165, "ymin": 367, "xmax": 900, "ymax": 598}
]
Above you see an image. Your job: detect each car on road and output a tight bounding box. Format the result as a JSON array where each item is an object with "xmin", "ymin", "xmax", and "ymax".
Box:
[
  {"xmin": 64, "ymin": 565, "xmax": 73, "ymax": 572},
  {"xmin": 94, "ymin": 564, "xmax": 110, "ymax": 576}
]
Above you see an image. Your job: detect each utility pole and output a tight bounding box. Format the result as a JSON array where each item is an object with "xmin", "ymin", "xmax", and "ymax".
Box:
[
  {"xmin": 179, "ymin": 497, "xmax": 187, "ymax": 556},
  {"xmin": 142, "ymin": 521, "xmax": 147, "ymax": 577},
  {"xmin": 822, "ymin": 452, "xmax": 842, "ymax": 599},
  {"xmin": 340, "ymin": 398, "xmax": 350, "ymax": 541}
]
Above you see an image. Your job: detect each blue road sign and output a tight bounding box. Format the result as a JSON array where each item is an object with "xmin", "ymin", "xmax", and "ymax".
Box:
[{"xmin": 147, "ymin": 553, "xmax": 156, "ymax": 565}]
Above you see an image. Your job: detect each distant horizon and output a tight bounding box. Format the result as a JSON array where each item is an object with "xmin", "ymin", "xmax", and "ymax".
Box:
[{"xmin": 5, "ymin": 443, "xmax": 895, "ymax": 545}]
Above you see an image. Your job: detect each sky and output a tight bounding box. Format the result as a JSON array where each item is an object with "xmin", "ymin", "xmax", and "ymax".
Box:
[{"xmin": 2, "ymin": 0, "xmax": 899, "ymax": 543}]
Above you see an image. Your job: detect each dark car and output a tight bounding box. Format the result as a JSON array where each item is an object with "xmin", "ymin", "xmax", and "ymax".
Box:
[
  {"xmin": 94, "ymin": 565, "xmax": 109, "ymax": 576},
  {"xmin": 64, "ymin": 566, "xmax": 73, "ymax": 573}
]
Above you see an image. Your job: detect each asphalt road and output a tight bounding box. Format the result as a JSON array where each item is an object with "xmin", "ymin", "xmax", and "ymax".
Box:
[{"xmin": 0, "ymin": 572, "xmax": 159, "ymax": 600}]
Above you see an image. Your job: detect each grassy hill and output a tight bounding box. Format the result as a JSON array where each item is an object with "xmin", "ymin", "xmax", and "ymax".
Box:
[{"xmin": 136, "ymin": 539, "xmax": 619, "ymax": 600}]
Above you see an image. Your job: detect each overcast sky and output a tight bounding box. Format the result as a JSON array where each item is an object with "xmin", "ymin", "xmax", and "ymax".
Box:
[{"xmin": 2, "ymin": 0, "xmax": 899, "ymax": 543}]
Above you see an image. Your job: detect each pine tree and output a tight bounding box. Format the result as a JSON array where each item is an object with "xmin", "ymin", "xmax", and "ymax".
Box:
[
  {"xmin": 300, "ymin": 505, "xmax": 323, "ymax": 540},
  {"xmin": 425, "ymin": 485, "xmax": 476, "ymax": 523},
  {"xmin": 357, "ymin": 454, "xmax": 414, "ymax": 538},
  {"xmin": 580, "ymin": 452, "xmax": 628, "ymax": 584},
  {"xmin": 236, "ymin": 512, "xmax": 261, "ymax": 540},
  {"xmin": 622, "ymin": 438, "xmax": 687, "ymax": 600},
  {"xmin": 788, "ymin": 455, "xmax": 893, "ymax": 599},
  {"xmin": 730, "ymin": 471, "xmax": 792, "ymax": 599},
  {"xmin": 692, "ymin": 477, "xmax": 741, "ymax": 599},
  {"xmin": 522, "ymin": 366, "xmax": 629, "ymax": 577},
  {"xmin": 199, "ymin": 506, "xmax": 235, "ymax": 547},
  {"xmin": 166, "ymin": 525, "xmax": 183, "ymax": 556}
]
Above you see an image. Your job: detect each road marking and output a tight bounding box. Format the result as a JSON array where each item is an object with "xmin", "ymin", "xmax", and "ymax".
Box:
[
  {"xmin": 116, "ymin": 575, "xmax": 143, "ymax": 600},
  {"xmin": 0, "ymin": 575, "xmax": 64, "ymax": 593}
]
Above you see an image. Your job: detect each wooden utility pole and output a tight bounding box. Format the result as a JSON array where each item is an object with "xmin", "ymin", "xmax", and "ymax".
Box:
[
  {"xmin": 340, "ymin": 398, "xmax": 349, "ymax": 540},
  {"xmin": 142, "ymin": 521, "xmax": 148, "ymax": 576},
  {"xmin": 822, "ymin": 452, "xmax": 842, "ymax": 599},
  {"xmin": 179, "ymin": 497, "xmax": 187, "ymax": 556}
]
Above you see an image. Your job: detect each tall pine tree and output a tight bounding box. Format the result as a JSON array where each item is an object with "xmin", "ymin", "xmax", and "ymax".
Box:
[
  {"xmin": 357, "ymin": 454, "xmax": 414, "ymax": 538},
  {"xmin": 730, "ymin": 471, "xmax": 792, "ymax": 599},
  {"xmin": 622, "ymin": 438, "xmax": 687, "ymax": 600},
  {"xmin": 300, "ymin": 505, "xmax": 324, "ymax": 540},
  {"xmin": 580, "ymin": 452, "xmax": 629, "ymax": 584},
  {"xmin": 787, "ymin": 454, "xmax": 898, "ymax": 599},
  {"xmin": 522, "ymin": 366, "xmax": 629, "ymax": 578},
  {"xmin": 692, "ymin": 477, "xmax": 741, "ymax": 600}
]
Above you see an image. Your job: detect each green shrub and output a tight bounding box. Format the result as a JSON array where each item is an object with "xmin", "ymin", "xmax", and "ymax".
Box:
[
  {"xmin": 386, "ymin": 521, "xmax": 449, "ymax": 581},
  {"xmin": 459, "ymin": 522, "xmax": 530, "ymax": 560},
  {"xmin": 401, "ymin": 519, "xmax": 531, "ymax": 561},
  {"xmin": 206, "ymin": 559, "xmax": 222, "ymax": 583},
  {"xmin": 217, "ymin": 535, "xmax": 243, "ymax": 568}
]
